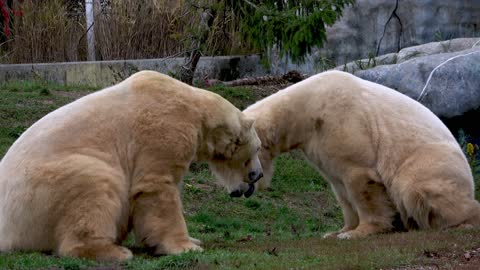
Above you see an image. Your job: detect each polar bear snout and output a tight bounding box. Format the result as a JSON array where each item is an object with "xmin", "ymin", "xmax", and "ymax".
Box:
[
  {"xmin": 248, "ymin": 169, "xmax": 263, "ymax": 183},
  {"xmin": 229, "ymin": 183, "xmax": 255, "ymax": 198},
  {"xmin": 247, "ymin": 155, "xmax": 263, "ymax": 183}
]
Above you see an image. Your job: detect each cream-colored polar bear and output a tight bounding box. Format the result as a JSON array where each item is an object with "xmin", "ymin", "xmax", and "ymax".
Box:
[
  {"xmin": 244, "ymin": 70, "xmax": 480, "ymax": 239},
  {"xmin": 0, "ymin": 71, "xmax": 263, "ymax": 261}
]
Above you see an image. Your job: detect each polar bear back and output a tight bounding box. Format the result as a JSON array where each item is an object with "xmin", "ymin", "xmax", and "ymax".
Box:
[
  {"xmin": 248, "ymin": 70, "xmax": 455, "ymax": 144},
  {"xmin": 245, "ymin": 70, "xmax": 464, "ymax": 185}
]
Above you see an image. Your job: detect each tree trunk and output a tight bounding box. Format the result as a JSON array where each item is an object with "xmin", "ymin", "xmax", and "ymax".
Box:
[
  {"xmin": 85, "ymin": 0, "xmax": 95, "ymax": 61},
  {"xmin": 179, "ymin": 49, "xmax": 201, "ymax": 85},
  {"xmin": 179, "ymin": 8, "xmax": 214, "ymax": 85}
]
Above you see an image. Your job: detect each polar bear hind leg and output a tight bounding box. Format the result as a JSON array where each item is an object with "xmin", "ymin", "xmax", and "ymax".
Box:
[
  {"xmin": 395, "ymin": 180, "xmax": 480, "ymax": 230},
  {"xmin": 335, "ymin": 168, "xmax": 397, "ymax": 239},
  {"xmin": 54, "ymin": 170, "xmax": 131, "ymax": 262},
  {"xmin": 391, "ymin": 144, "xmax": 480, "ymax": 230}
]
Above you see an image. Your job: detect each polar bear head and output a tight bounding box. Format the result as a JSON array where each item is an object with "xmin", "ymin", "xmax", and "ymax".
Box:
[{"xmin": 205, "ymin": 114, "xmax": 263, "ymax": 197}]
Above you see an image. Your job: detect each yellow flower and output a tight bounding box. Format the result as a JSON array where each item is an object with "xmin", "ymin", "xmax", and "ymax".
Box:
[{"xmin": 466, "ymin": 143, "xmax": 475, "ymax": 158}]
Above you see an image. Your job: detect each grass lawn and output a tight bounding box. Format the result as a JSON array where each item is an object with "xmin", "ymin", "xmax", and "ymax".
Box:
[{"xmin": 0, "ymin": 80, "xmax": 480, "ymax": 270}]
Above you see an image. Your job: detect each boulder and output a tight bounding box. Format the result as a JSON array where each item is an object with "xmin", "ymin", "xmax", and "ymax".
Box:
[
  {"xmin": 396, "ymin": 38, "xmax": 480, "ymax": 63},
  {"xmin": 354, "ymin": 46, "xmax": 480, "ymax": 118}
]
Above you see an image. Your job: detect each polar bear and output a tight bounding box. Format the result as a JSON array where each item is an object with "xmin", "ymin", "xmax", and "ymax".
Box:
[
  {"xmin": 0, "ymin": 71, "xmax": 263, "ymax": 261},
  {"xmin": 242, "ymin": 70, "xmax": 480, "ymax": 239}
]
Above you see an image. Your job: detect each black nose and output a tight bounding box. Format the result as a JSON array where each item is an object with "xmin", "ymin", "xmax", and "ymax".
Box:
[
  {"xmin": 244, "ymin": 184, "xmax": 255, "ymax": 198},
  {"xmin": 248, "ymin": 171, "xmax": 264, "ymax": 183},
  {"xmin": 230, "ymin": 189, "xmax": 243, "ymax": 197}
]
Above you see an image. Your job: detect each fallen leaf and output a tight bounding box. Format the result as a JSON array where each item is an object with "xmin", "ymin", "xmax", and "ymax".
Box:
[
  {"xmin": 423, "ymin": 250, "xmax": 438, "ymax": 258},
  {"xmin": 267, "ymin": 247, "xmax": 279, "ymax": 256},
  {"xmin": 237, "ymin": 235, "xmax": 253, "ymax": 242}
]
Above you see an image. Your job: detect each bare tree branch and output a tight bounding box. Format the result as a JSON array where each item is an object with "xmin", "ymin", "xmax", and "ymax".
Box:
[{"xmin": 243, "ymin": 0, "xmax": 258, "ymax": 9}]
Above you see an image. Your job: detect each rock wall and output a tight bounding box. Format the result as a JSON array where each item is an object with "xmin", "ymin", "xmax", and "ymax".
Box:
[
  {"xmin": 0, "ymin": 55, "xmax": 266, "ymax": 88},
  {"xmin": 315, "ymin": 0, "xmax": 480, "ymax": 66}
]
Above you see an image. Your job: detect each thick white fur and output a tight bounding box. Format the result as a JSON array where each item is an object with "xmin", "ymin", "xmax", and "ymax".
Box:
[
  {"xmin": 245, "ymin": 70, "xmax": 480, "ymax": 239},
  {"xmin": 0, "ymin": 71, "xmax": 261, "ymax": 261}
]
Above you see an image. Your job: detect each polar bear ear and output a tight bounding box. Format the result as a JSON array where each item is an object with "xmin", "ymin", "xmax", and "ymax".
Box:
[{"xmin": 242, "ymin": 117, "xmax": 255, "ymax": 130}]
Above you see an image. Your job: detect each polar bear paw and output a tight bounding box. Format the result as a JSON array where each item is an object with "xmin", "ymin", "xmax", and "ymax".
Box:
[
  {"xmin": 336, "ymin": 232, "xmax": 354, "ymax": 239},
  {"xmin": 155, "ymin": 240, "xmax": 204, "ymax": 255},
  {"xmin": 189, "ymin": 237, "xmax": 203, "ymax": 245},
  {"xmin": 323, "ymin": 231, "xmax": 340, "ymax": 239},
  {"xmin": 60, "ymin": 243, "xmax": 133, "ymax": 262}
]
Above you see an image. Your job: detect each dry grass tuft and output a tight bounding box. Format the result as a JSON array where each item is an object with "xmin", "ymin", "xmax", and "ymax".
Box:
[{"xmin": 0, "ymin": 0, "xmax": 249, "ymax": 64}]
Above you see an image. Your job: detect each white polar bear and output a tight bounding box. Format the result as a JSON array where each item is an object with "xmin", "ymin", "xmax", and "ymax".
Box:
[
  {"xmin": 0, "ymin": 71, "xmax": 263, "ymax": 261},
  {"xmin": 244, "ymin": 70, "xmax": 480, "ymax": 239}
]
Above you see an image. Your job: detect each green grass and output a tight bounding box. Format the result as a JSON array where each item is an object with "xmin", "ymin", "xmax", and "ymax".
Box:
[
  {"xmin": 0, "ymin": 80, "xmax": 99, "ymax": 157},
  {"xmin": 182, "ymin": 153, "xmax": 342, "ymax": 244},
  {"xmin": 1, "ymin": 81, "xmax": 480, "ymax": 269},
  {"xmin": 0, "ymin": 80, "xmax": 98, "ymax": 93},
  {"xmin": 207, "ymin": 85, "xmax": 256, "ymax": 110}
]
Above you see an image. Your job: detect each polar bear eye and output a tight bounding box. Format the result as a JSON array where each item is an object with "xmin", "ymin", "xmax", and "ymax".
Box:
[
  {"xmin": 244, "ymin": 159, "xmax": 251, "ymax": 167},
  {"xmin": 235, "ymin": 138, "xmax": 244, "ymax": 145}
]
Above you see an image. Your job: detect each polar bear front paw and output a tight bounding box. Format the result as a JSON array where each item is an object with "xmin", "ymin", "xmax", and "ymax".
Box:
[
  {"xmin": 323, "ymin": 231, "xmax": 340, "ymax": 239},
  {"xmin": 189, "ymin": 236, "xmax": 203, "ymax": 245},
  {"xmin": 60, "ymin": 243, "xmax": 133, "ymax": 262},
  {"xmin": 336, "ymin": 232, "xmax": 353, "ymax": 239},
  {"xmin": 155, "ymin": 240, "xmax": 204, "ymax": 255}
]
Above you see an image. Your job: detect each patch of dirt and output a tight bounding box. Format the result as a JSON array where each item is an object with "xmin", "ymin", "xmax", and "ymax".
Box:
[
  {"xmin": 387, "ymin": 266, "xmax": 438, "ymax": 270},
  {"xmin": 231, "ymin": 228, "xmax": 480, "ymax": 270},
  {"xmin": 250, "ymin": 83, "xmax": 291, "ymax": 101},
  {"xmin": 85, "ymin": 267, "xmax": 124, "ymax": 270},
  {"xmin": 38, "ymin": 267, "xmax": 124, "ymax": 270},
  {"xmin": 391, "ymin": 247, "xmax": 480, "ymax": 270}
]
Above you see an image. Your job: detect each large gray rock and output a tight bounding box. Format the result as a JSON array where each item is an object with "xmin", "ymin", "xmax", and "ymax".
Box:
[
  {"xmin": 355, "ymin": 47, "xmax": 480, "ymax": 118},
  {"xmin": 334, "ymin": 37, "xmax": 480, "ymax": 73},
  {"xmin": 314, "ymin": 0, "xmax": 480, "ymax": 66},
  {"xmin": 396, "ymin": 38, "xmax": 480, "ymax": 63}
]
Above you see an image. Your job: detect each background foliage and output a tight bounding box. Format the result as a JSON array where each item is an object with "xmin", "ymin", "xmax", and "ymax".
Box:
[
  {"xmin": 0, "ymin": 0, "xmax": 249, "ymax": 63},
  {"xmin": 237, "ymin": 0, "xmax": 355, "ymax": 62},
  {"xmin": 0, "ymin": 0, "xmax": 354, "ymax": 67}
]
